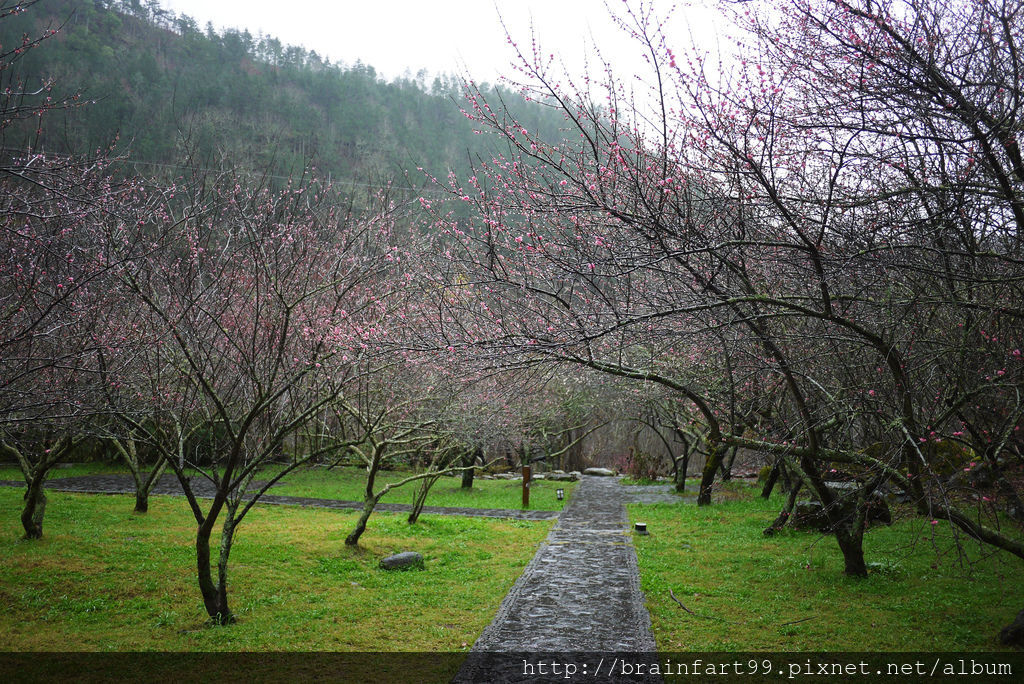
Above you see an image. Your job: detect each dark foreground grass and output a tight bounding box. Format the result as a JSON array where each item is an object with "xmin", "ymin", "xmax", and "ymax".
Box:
[
  {"xmin": 629, "ymin": 484, "xmax": 1024, "ymax": 651},
  {"xmin": 0, "ymin": 488, "xmax": 551, "ymax": 652}
]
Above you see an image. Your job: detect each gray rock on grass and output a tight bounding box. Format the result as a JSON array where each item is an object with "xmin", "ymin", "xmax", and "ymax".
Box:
[{"xmin": 380, "ymin": 551, "xmax": 425, "ymax": 570}]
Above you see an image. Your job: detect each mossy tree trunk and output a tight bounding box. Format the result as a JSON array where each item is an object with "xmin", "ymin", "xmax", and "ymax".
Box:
[
  {"xmin": 673, "ymin": 454, "xmax": 689, "ymax": 493},
  {"xmin": 2, "ymin": 434, "xmax": 78, "ymax": 540},
  {"xmin": 346, "ymin": 498, "xmax": 378, "ymax": 546},
  {"xmin": 719, "ymin": 445, "xmax": 738, "ymax": 481},
  {"xmin": 460, "ymin": 447, "xmax": 481, "ymax": 489},
  {"xmin": 195, "ymin": 506, "xmax": 236, "ymax": 624},
  {"xmin": 697, "ymin": 440, "xmax": 725, "ymax": 506},
  {"xmin": 761, "ymin": 461, "xmax": 781, "ymax": 499},
  {"xmin": 790, "ymin": 455, "xmax": 868, "ymax": 577},
  {"xmin": 670, "ymin": 427, "xmax": 695, "ymax": 494},
  {"xmin": 21, "ymin": 477, "xmax": 48, "ymax": 540},
  {"xmin": 763, "ymin": 479, "xmax": 801, "ymax": 535},
  {"xmin": 346, "ymin": 443, "xmax": 385, "ymax": 546}
]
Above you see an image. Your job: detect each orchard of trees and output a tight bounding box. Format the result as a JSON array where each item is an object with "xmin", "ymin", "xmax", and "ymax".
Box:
[
  {"xmin": 2, "ymin": 0, "xmax": 1023, "ymax": 644},
  {"xmin": 423, "ymin": 0, "xmax": 1024, "ymax": 641}
]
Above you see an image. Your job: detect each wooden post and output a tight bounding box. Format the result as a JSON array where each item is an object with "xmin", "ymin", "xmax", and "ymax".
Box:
[{"xmin": 522, "ymin": 465, "xmax": 531, "ymax": 508}]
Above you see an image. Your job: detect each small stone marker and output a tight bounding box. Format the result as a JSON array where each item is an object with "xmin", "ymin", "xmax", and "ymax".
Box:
[
  {"xmin": 634, "ymin": 522, "xmax": 649, "ymax": 535},
  {"xmin": 379, "ymin": 551, "xmax": 425, "ymax": 571},
  {"xmin": 584, "ymin": 467, "xmax": 617, "ymax": 476}
]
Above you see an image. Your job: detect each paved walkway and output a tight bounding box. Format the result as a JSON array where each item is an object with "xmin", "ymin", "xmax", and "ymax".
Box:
[
  {"xmin": 455, "ymin": 475, "xmax": 667, "ymax": 681},
  {"xmin": 0, "ymin": 474, "xmax": 559, "ymax": 521},
  {"xmin": 472, "ymin": 475, "xmax": 658, "ymax": 651}
]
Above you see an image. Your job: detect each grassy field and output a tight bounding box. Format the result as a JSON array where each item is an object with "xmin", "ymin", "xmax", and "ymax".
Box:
[
  {"xmin": 265, "ymin": 465, "xmax": 577, "ymax": 511},
  {"xmin": 0, "ymin": 462, "xmax": 136, "ymax": 480},
  {"xmin": 629, "ymin": 481, "xmax": 1024, "ymax": 651},
  {"xmin": 0, "ymin": 487, "xmax": 551, "ymax": 652},
  {"xmin": 9, "ymin": 469, "xmax": 1019, "ymax": 657},
  {"xmin": 0, "ymin": 463, "xmax": 578, "ymax": 511}
]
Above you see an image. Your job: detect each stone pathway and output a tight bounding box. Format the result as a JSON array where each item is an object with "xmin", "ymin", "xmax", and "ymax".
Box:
[
  {"xmin": 472, "ymin": 475, "xmax": 658, "ymax": 651},
  {"xmin": 0, "ymin": 474, "xmax": 558, "ymax": 521},
  {"xmin": 455, "ymin": 475, "xmax": 665, "ymax": 681}
]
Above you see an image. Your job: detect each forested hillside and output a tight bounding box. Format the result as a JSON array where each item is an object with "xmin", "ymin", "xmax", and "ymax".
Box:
[{"xmin": 0, "ymin": 0, "xmax": 564, "ymax": 185}]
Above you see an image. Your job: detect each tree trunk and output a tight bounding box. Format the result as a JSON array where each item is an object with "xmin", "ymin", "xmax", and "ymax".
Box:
[
  {"xmin": 346, "ymin": 498, "xmax": 377, "ymax": 546},
  {"xmin": 778, "ymin": 461, "xmax": 793, "ymax": 492},
  {"xmin": 6, "ymin": 435, "xmax": 73, "ymax": 540},
  {"xmin": 461, "ymin": 448, "xmax": 480, "ymax": 489},
  {"xmin": 216, "ymin": 516, "xmax": 235, "ymax": 623},
  {"xmin": 21, "ymin": 477, "xmax": 47, "ymax": 540},
  {"xmin": 674, "ymin": 453, "xmax": 689, "ymax": 493},
  {"xmin": 835, "ymin": 527, "xmax": 868, "ymax": 577},
  {"xmin": 999, "ymin": 608, "xmax": 1024, "ymax": 646},
  {"xmin": 697, "ymin": 442, "xmax": 725, "ymax": 506},
  {"xmin": 409, "ymin": 476, "xmax": 439, "ymax": 524},
  {"xmin": 761, "ymin": 462, "xmax": 780, "ymax": 499},
  {"xmin": 672, "ymin": 430, "xmax": 691, "ymax": 493},
  {"xmin": 134, "ymin": 456, "xmax": 168, "ymax": 514},
  {"xmin": 112, "ymin": 437, "xmax": 166, "ymax": 514},
  {"xmin": 763, "ymin": 480, "xmax": 801, "ymax": 535},
  {"xmin": 719, "ymin": 445, "xmax": 738, "ymax": 481},
  {"xmin": 196, "ymin": 520, "xmax": 233, "ymax": 624}
]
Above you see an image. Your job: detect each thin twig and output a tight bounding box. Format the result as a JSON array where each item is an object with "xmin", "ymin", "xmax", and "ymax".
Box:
[
  {"xmin": 670, "ymin": 588, "xmax": 813, "ymax": 627},
  {"xmin": 668, "ymin": 588, "xmax": 734, "ymax": 623},
  {"xmin": 668, "ymin": 588, "xmax": 696, "ymax": 614}
]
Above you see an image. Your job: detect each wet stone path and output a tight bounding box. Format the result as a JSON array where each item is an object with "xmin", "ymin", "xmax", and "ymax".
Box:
[{"xmin": 470, "ymin": 475, "xmax": 657, "ymax": 652}]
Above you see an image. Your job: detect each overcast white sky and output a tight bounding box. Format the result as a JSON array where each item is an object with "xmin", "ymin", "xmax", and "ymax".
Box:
[{"xmin": 156, "ymin": 0, "xmax": 726, "ymax": 85}]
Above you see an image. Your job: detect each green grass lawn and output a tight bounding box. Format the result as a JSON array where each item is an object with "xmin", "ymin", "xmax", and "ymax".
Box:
[
  {"xmin": 0, "ymin": 487, "xmax": 552, "ymax": 652},
  {"xmin": 629, "ymin": 483, "xmax": 1024, "ymax": 651},
  {"xmin": 266, "ymin": 465, "xmax": 576, "ymax": 511},
  {"xmin": 0, "ymin": 463, "xmax": 578, "ymax": 511},
  {"xmin": 0, "ymin": 462, "xmax": 133, "ymax": 481}
]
